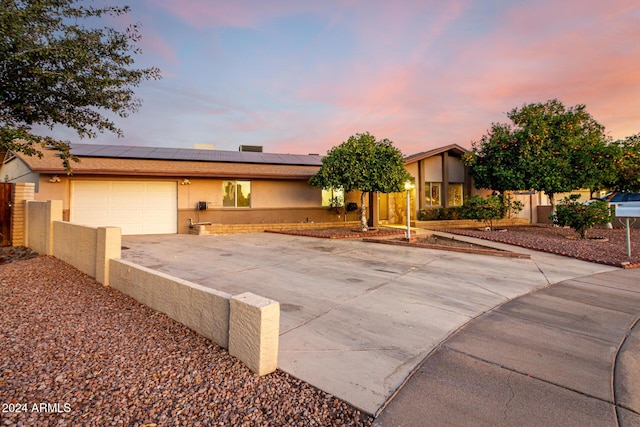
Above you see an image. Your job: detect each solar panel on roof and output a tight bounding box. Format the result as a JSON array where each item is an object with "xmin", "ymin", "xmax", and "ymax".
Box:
[{"xmin": 67, "ymin": 143, "xmax": 322, "ymax": 166}]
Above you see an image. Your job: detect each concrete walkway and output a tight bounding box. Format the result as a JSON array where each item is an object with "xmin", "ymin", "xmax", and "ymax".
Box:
[
  {"xmin": 121, "ymin": 232, "xmax": 616, "ymax": 415},
  {"xmin": 374, "ymin": 267, "xmax": 640, "ymax": 426}
]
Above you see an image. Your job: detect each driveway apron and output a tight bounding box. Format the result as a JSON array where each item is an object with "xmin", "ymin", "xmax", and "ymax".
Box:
[{"xmin": 121, "ymin": 233, "xmax": 615, "ymax": 415}]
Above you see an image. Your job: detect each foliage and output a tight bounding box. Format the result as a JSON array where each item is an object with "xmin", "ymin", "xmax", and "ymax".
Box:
[
  {"xmin": 309, "ymin": 132, "xmax": 411, "ymax": 231},
  {"xmin": 461, "ymin": 194, "xmax": 524, "ymax": 230},
  {"xmin": 608, "ymin": 133, "xmax": 640, "ymax": 193},
  {"xmin": 464, "ymin": 99, "xmax": 618, "ymax": 210},
  {"xmin": 328, "ymin": 195, "xmax": 344, "ymax": 209},
  {"xmin": 552, "ymin": 195, "xmax": 612, "ymax": 239},
  {"xmin": 417, "ymin": 207, "xmax": 462, "ymax": 221},
  {"xmin": 0, "ymin": 0, "xmax": 161, "ymax": 168},
  {"xmin": 500, "ymin": 194, "xmax": 525, "ymax": 218}
]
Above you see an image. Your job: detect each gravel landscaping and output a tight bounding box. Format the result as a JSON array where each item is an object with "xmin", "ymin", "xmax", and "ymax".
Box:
[
  {"xmin": 442, "ymin": 225, "xmax": 640, "ymax": 268},
  {"xmin": 0, "ymin": 256, "xmax": 372, "ymax": 427}
]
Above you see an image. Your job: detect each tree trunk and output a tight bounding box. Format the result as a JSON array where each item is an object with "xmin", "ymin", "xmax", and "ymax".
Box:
[
  {"xmin": 360, "ymin": 191, "xmax": 368, "ymax": 231},
  {"xmin": 549, "ymin": 193, "xmax": 556, "ymax": 223}
]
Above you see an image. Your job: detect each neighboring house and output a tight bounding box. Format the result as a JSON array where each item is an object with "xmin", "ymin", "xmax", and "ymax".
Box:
[{"xmin": 1, "ymin": 144, "xmax": 343, "ymax": 235}]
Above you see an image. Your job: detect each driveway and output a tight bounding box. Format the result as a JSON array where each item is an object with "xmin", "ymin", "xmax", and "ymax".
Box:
[{"xmin": 121, "ymin": 232, "xmax": 615, "ymax": 415}]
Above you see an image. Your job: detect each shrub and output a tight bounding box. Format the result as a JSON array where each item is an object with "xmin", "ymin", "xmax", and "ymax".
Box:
[
  {"xmin": 552, "ymin": 195, "xmax": 613, "ymax": 239},
  {"xmin": 461, "ymin": 194, "xmax": 524, "ymax": 230},
  {"xmin": 417, "ymin": 207, "xmax": 462, "ymax": 221}
]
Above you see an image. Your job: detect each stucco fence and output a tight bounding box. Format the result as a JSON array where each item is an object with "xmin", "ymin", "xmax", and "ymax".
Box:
[{"xmin": 23, "ymin": 200, "xmax": 279, "ymax": 376}]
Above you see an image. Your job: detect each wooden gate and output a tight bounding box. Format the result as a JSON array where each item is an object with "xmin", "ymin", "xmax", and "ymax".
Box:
[{"xmin": 0, "ymin": 183, "xmax": 12, "ymax": 246}]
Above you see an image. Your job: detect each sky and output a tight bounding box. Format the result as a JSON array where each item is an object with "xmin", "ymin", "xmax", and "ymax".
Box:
[{"xmin": 51, "ymin": 0, "xmax": 640, "ymax": 156}]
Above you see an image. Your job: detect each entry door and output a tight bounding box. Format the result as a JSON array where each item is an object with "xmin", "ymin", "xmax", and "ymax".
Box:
[{"xmin": 71, "ymin": 181, "xmax": 177, "ymax": 235}]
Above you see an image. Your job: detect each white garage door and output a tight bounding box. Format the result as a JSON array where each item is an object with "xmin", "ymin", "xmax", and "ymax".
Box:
[{"xmin": 71, "ymin": 181, "xmax": 177, "ymax": 235}]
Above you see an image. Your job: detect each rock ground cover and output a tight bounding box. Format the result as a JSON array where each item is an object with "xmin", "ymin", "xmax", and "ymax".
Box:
[
  {"xmin": 0, "ymin": 256, "xmax": 372, "ymax": 427},
  {"xmin": 442, "ymin": 225, "xmax": 640, "ymax": 268}
]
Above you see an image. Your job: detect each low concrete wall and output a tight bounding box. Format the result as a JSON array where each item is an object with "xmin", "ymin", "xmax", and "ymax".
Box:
[
  {"xmin": 110, "ymin": 259, "xmax": 232, "ymax": 348},
  {"xmin": 25, "ymin": 200, "xmax": 62, "ymax": 255},
  {"xmin": 110, "ymin": 260, "xmax": 279, "ymax": 375},
  {"xmin": 415, "ymin": 217, "xmax": 530, "ymax": 229},
  {"xmin": 51, "ymin": 222, "xmax": 121, "ymax": 286},
  {"xmin": 192, "ymin": 221, "xmax": 360, "ymax": 235},
  {"xmin": 230, "ymin": 293, "xmax": 280, "ymax": 376},
  {"xmin": 23, "ymin": 199, "xmax": 280, "ymax": 375}
]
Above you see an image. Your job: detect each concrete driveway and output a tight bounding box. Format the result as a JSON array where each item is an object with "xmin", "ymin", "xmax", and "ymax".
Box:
[{"xmin": 121, "ymin": 232, "xmax": 615, "ymax": 415}]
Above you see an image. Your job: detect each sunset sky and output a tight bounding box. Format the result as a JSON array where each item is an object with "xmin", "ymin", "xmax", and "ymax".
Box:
[{"xmin": 55, "ymin": 0, "xmax": 640, "ymax": 156}]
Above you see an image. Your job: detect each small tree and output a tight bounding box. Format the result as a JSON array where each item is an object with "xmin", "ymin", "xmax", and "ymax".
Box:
[
  {"xmin": 1, "ymin": 0, "xmax": 161, "ymax": 168},
  {"xmin": 461, "ymin": 194, "xmax": 524, "ymax": 231},
  {"xmin": 309, "ymin": 132, "xmax": 411, "ymax": 231},
  {"xmin": 552, "ymin": 195, "xmax": 612, "ymax": 239}
]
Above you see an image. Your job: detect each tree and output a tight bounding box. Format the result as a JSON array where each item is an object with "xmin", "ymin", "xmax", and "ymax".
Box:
[
  {"xmin": 0, "ymin": 0, "xmax": 160, "ymax": 169},
  {"xmin": 608, "ymin": 133, "xmax": 640, "ymax": 193},
  {"xmin": 309, "ymin": 132, "xmax": 411, "ymax": 231},
  {"xmin": 465, "ymin": 99, "xmax": 618, "ymax": 212}
]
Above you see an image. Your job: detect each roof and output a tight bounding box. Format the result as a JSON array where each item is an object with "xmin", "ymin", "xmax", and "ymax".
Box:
[
  {"xmin": 12, "ymin": 144, "xmax": 323, "ymax": 180},
  {"xmin": 69, "ymin": 144, "xmax": 323, "ymax": 166},
  {"xmin": 404, "ymin": 144, "xmax": 468, "ymax": 164}
]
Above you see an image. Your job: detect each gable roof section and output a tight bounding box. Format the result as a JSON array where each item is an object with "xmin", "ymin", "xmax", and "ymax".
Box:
[
  {"xmin": 404, "ymin": 143, "xmax": 468, "ymax": 164},
  {"xmin": 14, "ymin": 144, "xmax": 323, "ymax": 180}
]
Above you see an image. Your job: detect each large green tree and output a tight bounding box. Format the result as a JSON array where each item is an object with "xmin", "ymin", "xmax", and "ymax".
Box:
[
  {"xmin": 465, "ymin": 99, "xmax": 618, "ymax": 211},
  {"xmin": 309, "ymin": 132, "xmax": 411, "ymax": 231},
  {"xmin": 0, "ymin": 0, "xmax": 160, "ymax": 168},
  {"xmin": 608, "ymin": 133, "xmax": 640, "ymax": 192}
]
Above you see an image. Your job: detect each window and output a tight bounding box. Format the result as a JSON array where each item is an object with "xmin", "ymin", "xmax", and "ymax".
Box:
[
  {"xmin": 223, "ymin": 180, "xmax": 251, "ymax": 207},
  {"xmin": 448, "ymin": 183, "xmax": 463, "ymax": 206},
  {"xmin": 425, "ymin": 182, "xmax": 442, "ymax": 206},
  {"xmin": 321, "ymin": 188, "xmax": 344, "ymax": 207}
]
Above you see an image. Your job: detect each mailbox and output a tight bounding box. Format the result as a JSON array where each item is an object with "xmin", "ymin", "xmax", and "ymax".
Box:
[
  {"xmin": 614, "ymin": 206, "xmax": 639, "ymax": 259},
  {"xmin": 616, "ymin": 206, "xmax": 640, "ymax": 217}
]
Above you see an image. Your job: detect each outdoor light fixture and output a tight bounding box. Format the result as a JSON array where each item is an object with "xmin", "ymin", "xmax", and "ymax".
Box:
[
  {"xmin": 181, "ymin": 178, "xmax": 191, "ymax": 185},
  {"xmin": 49, "ymin": 175, "xmax": 61, "ymax": 183},
  {"xmin": 404, "ymin": 181, "xmax": 415, "ymax": 240}
]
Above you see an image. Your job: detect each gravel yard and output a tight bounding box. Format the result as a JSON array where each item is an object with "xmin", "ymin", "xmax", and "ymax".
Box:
[
  {"xmin": 0, "ymin": 256, "xmax": 372, "ymax": 427},
  {"xmin": 443, "ymin": 225, "xmax": 640, "ymax": 268}
]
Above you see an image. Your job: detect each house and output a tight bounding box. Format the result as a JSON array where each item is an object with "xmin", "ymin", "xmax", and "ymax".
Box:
[
  {"xmin": 1, "ymin": 142, "xmax": 531, "ymax": 236},
  {"xmin": 1, "ymin": 144, "xmax": 346, "ymax": 235}
]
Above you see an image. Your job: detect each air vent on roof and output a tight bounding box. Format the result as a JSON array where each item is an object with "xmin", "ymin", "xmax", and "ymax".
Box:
[{"xmin": 239, "ymin": 145, "xmax": 263, "ymax": 152}]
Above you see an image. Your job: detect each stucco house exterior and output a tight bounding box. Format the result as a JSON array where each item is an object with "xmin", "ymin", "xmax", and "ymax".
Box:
[
  {"xmin": 1, "ymin": 144, "xmax": 349, "ymax": 235},
  {"xmin": 2, "ymin": 142, "xmax": 527, "ymax": 235}
]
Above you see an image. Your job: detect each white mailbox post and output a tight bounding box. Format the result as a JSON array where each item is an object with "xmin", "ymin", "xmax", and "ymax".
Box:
[{"xmin": 615, "ymin": 206, "xmax": 640, "ymax": 258}]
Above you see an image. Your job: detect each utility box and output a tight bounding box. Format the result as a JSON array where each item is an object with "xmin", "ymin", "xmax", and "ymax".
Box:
[{"xmin": 197, "ymin": 201, "xmax": 208, "ymax": 211}]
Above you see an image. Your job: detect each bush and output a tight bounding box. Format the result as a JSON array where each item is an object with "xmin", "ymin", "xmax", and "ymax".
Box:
[
  {"xmin": 461, "ymin": 194, "xmax": 524, "ymax": 230},
  {"xmin": 552, "ymin": 195, "xmax": 613, "ymax": 239},
  {"xmin": 417, "ymin": 207, "xmax": 462, "ymax": 221}
]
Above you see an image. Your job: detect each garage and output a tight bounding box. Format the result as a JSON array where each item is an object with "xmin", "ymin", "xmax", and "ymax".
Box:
[{"xmin": 70, "ymin": 181, "xmax": 177, "ymax": 235}]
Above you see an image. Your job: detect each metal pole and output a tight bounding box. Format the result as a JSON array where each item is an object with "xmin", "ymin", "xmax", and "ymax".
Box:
[
  {"xmin": 626, "ymin": 217, "xmax": 631, "ymax": 258},
  {"xmin": 406, "ymin": 189, "xmax": 411, "ymax": 240}
]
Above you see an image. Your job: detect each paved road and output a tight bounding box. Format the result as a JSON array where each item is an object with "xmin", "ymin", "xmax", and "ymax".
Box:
[
  {"xmin": 121, "ymin": 232, "xmax": 616, "ymax": 415},
  {"xmin": 374, "ymin": 267, "xmax": 640, "ymax": 426}
]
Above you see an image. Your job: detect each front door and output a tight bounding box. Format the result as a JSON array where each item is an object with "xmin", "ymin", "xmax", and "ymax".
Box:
[{"xmin": 0, "ymin": 183, "xmax": 12, "ymax": 246}]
